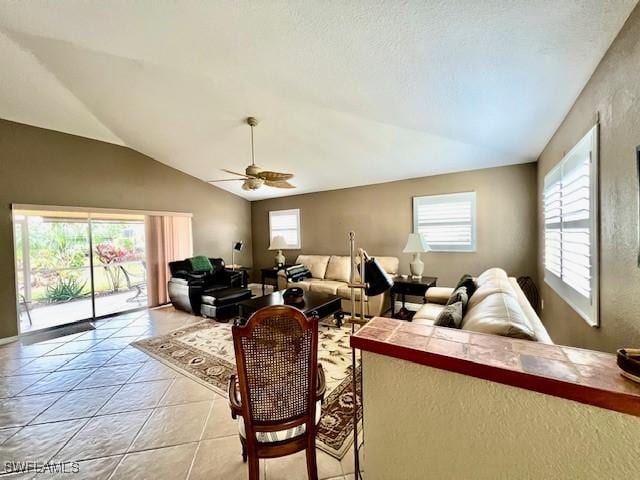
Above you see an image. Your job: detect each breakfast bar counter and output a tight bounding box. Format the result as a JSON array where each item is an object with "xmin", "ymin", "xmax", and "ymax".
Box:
[{"xmin": 350, "ymin": 317, "xmax": 640, "ymax": 479}]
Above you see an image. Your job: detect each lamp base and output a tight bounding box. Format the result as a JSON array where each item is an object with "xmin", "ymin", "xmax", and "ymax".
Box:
[
  {"xmin": 409, "ymin": 253, "xmax": 424, "ymax": 278},
  {"xmin": 274, "ymin": 250, "xmax": 285, "ymax": 267}
]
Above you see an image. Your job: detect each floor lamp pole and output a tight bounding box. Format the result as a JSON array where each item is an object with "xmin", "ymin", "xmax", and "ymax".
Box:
[{"xmin": 348, "ymin": 231, "xmax": 367, "ymax": 480}]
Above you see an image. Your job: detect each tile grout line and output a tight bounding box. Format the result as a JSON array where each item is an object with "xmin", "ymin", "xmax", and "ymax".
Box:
[
  {"xmin": 27, "ymin": 375, "xmax": 132, "ymax": 427},
  {"xmin": 184, "ymin": 395, "xmax": 217, "ymax": 479}
]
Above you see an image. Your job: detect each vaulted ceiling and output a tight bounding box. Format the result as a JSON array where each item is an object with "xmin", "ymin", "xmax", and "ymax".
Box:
[{"xmin": 0, "ymin": 1, "xmax": 637, "ymax": 199}]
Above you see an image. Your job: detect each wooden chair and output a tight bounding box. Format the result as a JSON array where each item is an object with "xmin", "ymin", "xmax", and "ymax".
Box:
[{"xmin": 228, "ymin": 305, "xmax": 326, "ymax": 480}]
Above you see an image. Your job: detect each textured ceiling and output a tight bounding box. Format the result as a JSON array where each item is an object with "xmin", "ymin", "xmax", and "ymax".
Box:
[{"xmin": 0, "ymin": 1, "xmax": 637, "ymax": 200}]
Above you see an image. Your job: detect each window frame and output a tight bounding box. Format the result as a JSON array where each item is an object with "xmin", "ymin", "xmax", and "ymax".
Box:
[
  {"xmin": 412, "ymin": 191, "xmax": 477, "ymax": 253},
  {"xmin": 543, "ymin": 124, "xmax": 599, "ymax": 327},
  {"xmin": 268, "ymin": 208, "xmax": 301, "ymax": 250}
]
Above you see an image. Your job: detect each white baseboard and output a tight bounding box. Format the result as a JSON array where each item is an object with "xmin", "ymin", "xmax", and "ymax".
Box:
[{"xmin": 0, "ymin": 335, "xmax": 19, "ymax": 346}]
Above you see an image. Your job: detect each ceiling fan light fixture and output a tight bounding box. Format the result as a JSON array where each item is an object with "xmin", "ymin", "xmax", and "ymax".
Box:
[
  {"xmin": 209, "ymin": 115, "xmax": 295, "ymax": 191},
  {"xmin": 243, "ymin": 177, "xmax": 264, "ymax": 190}
]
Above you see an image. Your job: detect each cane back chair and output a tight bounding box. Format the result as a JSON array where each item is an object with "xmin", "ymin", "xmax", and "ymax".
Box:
[{"xmin": 229, "ymin": 305, "xmax": 326, "ymax": 480}]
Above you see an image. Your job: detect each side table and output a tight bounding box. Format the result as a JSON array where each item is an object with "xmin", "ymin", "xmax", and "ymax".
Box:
[
  {"xmin": 260, "ymin": 265, "xmax": 293, "ymax": 295},
  {"xmin": 390, "ymin": 276, "xmax": 437, "ymax": 320}
]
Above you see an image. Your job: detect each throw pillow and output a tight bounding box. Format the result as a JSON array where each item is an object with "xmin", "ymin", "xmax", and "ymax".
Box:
[
  {"xmin": 455, "ymin": 274, "xmax": 478, "ymax": 298},
  {"xmin": 447, "ymin": 286, "xmax": 469, "ymax": 314},
  {"xmin": 434, "ymin": 301, "xmax": 464, "ymax": 329},
  {"xmin": 188, "ymin": 255, "xmax": 213, "ymax": 273}
]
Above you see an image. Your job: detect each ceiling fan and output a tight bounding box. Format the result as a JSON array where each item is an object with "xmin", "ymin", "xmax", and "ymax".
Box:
[{"xmin": 207, "ymin": 117, "xmax": 295, "ymax": 191}]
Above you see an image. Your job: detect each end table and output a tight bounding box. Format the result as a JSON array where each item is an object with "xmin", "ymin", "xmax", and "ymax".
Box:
[{"xmin": 390, "ymin": 276, "xmax": 437, "ymax": 320}]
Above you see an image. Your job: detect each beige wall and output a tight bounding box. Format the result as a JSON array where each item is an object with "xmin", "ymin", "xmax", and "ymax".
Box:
[
  {"xmin": 252, "ymin": 163, "xmax": 538, "ymax": 286},
  {"xmin": 537, "ymin": 5, "xmax": 640, "ymax": 352},
  {"xmin": 0, "ymin": 119, "xmax": 252, "ymax": 340},
  {"xmin": 363, "ymin": 352, "xmax": 640, "ymax": 479}
]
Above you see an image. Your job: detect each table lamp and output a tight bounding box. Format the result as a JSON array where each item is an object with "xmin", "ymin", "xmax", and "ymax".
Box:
[
  {"xmin": 403, "ymin": 233, "xmax": 430, "ymax": 278},
  {"xmin": 268, "ymin": 235, "xmax": 288, "ymax": 267}
]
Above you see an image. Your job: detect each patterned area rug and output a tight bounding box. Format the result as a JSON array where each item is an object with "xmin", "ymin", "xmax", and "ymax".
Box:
[{"xmin": 133, "ymin": 320, "xmax": 361, "ymax": 459}]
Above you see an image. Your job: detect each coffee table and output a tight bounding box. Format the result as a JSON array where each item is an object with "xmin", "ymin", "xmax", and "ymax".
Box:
[{"xmin": 238, "ymin": 289, "xmax": 344, "ymax": 325}]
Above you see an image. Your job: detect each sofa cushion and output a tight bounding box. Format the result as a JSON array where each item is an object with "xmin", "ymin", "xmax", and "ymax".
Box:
[
  {"xmin": 309, "ymin": 280, "xmax": 346, "ymax": 296},
  {"xmin": 374, "ymin": 256, "xmax": 399, "ymax": 276},
  {"xmin": 477, "ymin": 267, "xmax": 508, "ymax": 284},
  {"xmin": 466, "ymin": 278, "xmax": 517, "ymax": 312},
  {"xmin": 462, "ymin": 292, "xmax": 537, "ymax": 341},
  {"xmin": 296, "ymin": 255, "xmax": 331, "ymax": 279},
  {"xmin": 325, "ymin": 256, "xmax": 352, "ymax": 283},
  {"xmin": 337, "ymin": 285, "xmax": 362, "ymax": 300},
  {"xmin": 434, "ymin": 301, "xmax": 464, "ymax": 328},
  {"xmin": 293, "ymin": 278, "xmax": 323, "ymax": 292},
  {"xmin": 414, "ymin": 303, "xmax": 446, "ymax": 322}
]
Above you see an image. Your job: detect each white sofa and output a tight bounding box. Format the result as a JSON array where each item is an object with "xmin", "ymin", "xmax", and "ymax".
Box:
[
  {"xmin": 278, "ymin": 254, "xmax": 399, "ymax": 317},
  {"xmin": 413, "ymin": 268, "xmax": 552, "ymax": 344}
]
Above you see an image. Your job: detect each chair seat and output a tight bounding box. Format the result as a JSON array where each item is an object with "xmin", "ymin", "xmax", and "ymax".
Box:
[{"xmin": 237, "ymin": 400, "xmax": 322, "ymax": 443}]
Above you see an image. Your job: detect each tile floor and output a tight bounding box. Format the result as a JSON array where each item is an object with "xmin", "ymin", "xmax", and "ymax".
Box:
[{"xmin": 0, "ymin": 307, "xmax": 358, "ymax": 480}]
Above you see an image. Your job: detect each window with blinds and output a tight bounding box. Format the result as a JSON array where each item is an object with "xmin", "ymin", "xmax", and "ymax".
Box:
[
  {"xmin": 269, "ymin": 209, "xmax": 301, "ymax": 249},
  {"xmin": 412, "ymin": 192, "xmax": 476, "ymax": 252},
  {"xmin": 543, "ymin": 125, "xmax": 599, "ymax": 326}
]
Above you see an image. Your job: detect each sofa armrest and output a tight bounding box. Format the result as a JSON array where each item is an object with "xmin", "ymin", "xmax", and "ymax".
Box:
[
  {"xmin": 426, "ymin": 287, "xmax": 454, "ymax": 305},
  {"xmin": 169, "ymin": 275, "xmax": 205, "ymax": 287},
  {"xmin": 216, "ymin": 269, "xmax": 242, "ymax": 287}
]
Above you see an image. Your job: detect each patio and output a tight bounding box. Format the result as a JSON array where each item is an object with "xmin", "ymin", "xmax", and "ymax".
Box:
[{"xmin": 20, "ymin": 289, "xmax": 147, "ymax": 334}]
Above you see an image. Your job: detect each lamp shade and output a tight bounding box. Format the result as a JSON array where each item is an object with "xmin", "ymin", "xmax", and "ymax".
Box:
[
  {"xmin": 269, "ymin": 235, "xmax": 289, "ymax": 250},
  {"xmin": 360, "ymin": 257, "xmax": 394, "ymax": 296},
  {"xmin": 233, "ymin": 241, "xmax": 244, "ymax": 252},
  {"xmin": 403, "ymin": 233, "xmax": 430, "ymax": 253}
]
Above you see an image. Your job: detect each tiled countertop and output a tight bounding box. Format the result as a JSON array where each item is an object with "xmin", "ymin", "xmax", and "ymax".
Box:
[{"xmin": 350, "ymin": 317, "xmax": 640, "ymax": 417}]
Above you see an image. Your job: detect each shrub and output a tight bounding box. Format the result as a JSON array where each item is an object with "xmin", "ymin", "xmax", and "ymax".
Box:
[{"xmin": 45, "ymin": 276, "xmax": 87, "ymax": 303}]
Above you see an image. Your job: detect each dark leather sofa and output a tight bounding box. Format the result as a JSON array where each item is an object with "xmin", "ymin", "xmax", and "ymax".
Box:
[{"xmin": 167, "ymin": 257, "xmax": 245, "ymax": 315}]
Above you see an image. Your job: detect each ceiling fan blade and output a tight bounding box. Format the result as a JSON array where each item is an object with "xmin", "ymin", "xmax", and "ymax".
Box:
[
  {"xmin": 257, "ymin": 171, "xmax": 294, "ymax": 181},
  {"xmin": 221, "ymin": 168, "xmax": 250, "ymax": 178},
  {"xmin": 206, "ymin": 179, "xmax": 245, "ymax": 183},
  {"xmin": 265, "ymin": 180, "xmax": 296, "ymax": 189}
]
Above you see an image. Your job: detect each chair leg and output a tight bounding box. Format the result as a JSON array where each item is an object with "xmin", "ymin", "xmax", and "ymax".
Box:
[
  {"xmin": 305, "ymin": 442, "xmax": 318, "ymax": 480},
  {"xmin": 248, "ymin": 455, "xmax": 260, "ymax": 480}
]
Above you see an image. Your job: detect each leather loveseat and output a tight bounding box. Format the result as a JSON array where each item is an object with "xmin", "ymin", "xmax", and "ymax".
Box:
[
  {"xmin": 278, "ymin": 254, "xmax": 399, "ymax": 317},
  {"xmin": 413, "ymin": 268, "xmax": 552, "ymax": 343}
]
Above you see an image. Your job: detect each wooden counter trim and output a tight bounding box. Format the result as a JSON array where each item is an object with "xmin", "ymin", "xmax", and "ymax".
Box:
[{"xmin": 350, "ymin": 318, "xmax": 640, "ymax": 418}]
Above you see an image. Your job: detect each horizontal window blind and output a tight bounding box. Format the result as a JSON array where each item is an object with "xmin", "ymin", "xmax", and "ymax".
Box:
[
  {"xmin": 269, "ymin": 209, "xmax": 301, "ymax": 249},
  {"xmin": 413, "ymin": 192, "xmax": 476, "ymax": 252},
  {"xmin": 543, "ymin": 125, "xmax": 598, "ymax": 326}
]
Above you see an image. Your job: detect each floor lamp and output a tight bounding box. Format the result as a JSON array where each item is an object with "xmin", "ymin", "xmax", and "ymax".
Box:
[
  {"xmin": 347, "ymin": 231, "xmax": 393, "ymax": 480},
  {"xmin": 231, "ymin": 241, "xmax": 243, "ymax": 271}
]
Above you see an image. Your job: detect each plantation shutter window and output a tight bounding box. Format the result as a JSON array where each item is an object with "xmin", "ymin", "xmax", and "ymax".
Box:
[
  {"xmin": 543, "ymin": 125, "xmax": 599, "ymax": 326},
  {"xmin": 413, "ymin": 192, "xmax": 476, "ymax": 252},
  {"xmin": 269, "ymin": 209, "xmax": 301, "ymax": 249}
]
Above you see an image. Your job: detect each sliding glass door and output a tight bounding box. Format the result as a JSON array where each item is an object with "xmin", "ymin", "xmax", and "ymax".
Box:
[
  {"xmin": 13, "ymin": 209, "xmax": 147, "ymax": 333},
  {"xmin": 91, "ymin": 214, "xmax": 147, "ymax": 317}
]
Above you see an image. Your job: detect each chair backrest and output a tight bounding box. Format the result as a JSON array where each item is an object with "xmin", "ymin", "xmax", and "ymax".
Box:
[
  {"xmin": 168, "ymin": 259, "xmax": 191, "ymax": 276},
  {"xmin": 209, "ymin": 257, "xmax": 225, "ymax": 274},
  {"xmin": 232, "ymin": 305, "xmax": 319, "ymax": 434}
]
